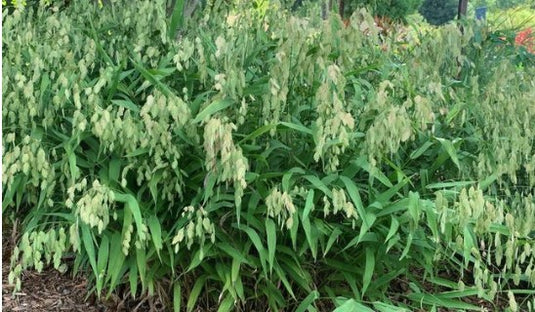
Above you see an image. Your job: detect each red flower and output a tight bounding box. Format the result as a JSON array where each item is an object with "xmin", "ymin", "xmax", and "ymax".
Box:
[{"xmin": 515, "ymin": 28, "xmax": 534, "ymax": 54}]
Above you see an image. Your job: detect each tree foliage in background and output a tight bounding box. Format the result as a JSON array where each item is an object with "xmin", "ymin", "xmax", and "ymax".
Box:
[
  {"xmin": 284, "ymin": 0, "xmax": 423, "ymax": 21},
  {"xmin": 419, "ymin": 0, "xmax": 458, "ymax": 25},
  {"xmin": 341, "ymin": 0, "xmax": 423, "ymax": 21}
]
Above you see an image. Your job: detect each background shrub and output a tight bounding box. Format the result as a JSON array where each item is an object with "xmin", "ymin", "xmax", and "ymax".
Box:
[
  {"xmin": 341, "ymin": 0, "xmax": 423, "ymax": 21},
  {"xmin": 419, "ymin": 0, "xmax": 458, "ymax": 25}
]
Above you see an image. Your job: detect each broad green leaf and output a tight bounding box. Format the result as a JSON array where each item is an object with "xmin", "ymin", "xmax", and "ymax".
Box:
[
  {"xmin": 407, "ymin": 191, "xmax": 420, "ymax": 225},
  {"xmin": 501, "ymin": 289, "xmax": 535, "ymax": 295},
  {"xmin": 265, "ymin": 218, "xmax": 277, "ymax": 274},
  {"xmin": 234, "ymin": 277, "xmax": 245, "ymax": 300},
  {"xmin": 2, "ymin": 175, "xmax": 22, "ymax": 211},
  {"xmin": 89, "ymin": 18, "xmax": 114, "ymax": 66},
  {"xmin": 148, "ymin": 67, "xmax": 175, "ymax": 77},
  {"xmin": 217, "ymin": 243, "xmax": 250, "ymax": 265},
  {"xmin": 406, "ymin": 293, "xmax": 481, "ymax": 310},
  {"xmin": 304, "ymin": 175, "xmax": 332, "ymax": 198},
  {"xmin": 217, "ymin": 294, "xmax": 235, "ymax": 312},
  {"xmin": 342, "ymin": 212, "xmax": 377, "ymax": 251},
  {"xmin": 273, "ymin": 263, "xmax": 297, "ymax": 299},
  {"xmin": 362, "ymin": 248, "xmax": 375, "ymax": 297},
  {"xmin": 187, "ymin": 275, "xmax": 207, "ymax": 312},
  {"xmin": 81, "ymin": 224, "xmax": 97, "ymax": 280},
  {"xmin": 120, "ymin": 206, "xmax": 133, "ymax": 253},
  {"xmin": 372, "ymin": 302, "xmax": 410, "ymax": 312},
  {"xmin": 261, "ymin": 139, "xmax": 291, "ymax": 158},
  {"xmin": 295, "ymin": 290, "xmax": 319, "ymax": 312},
  {"xmin": 66, "ymin": 145, "xmax": 79, "ymax": 181},
  {"xmin": 302, "ymin": 190, "xmax": 317, "ymax": 259},
  {"xmin": 203, "ymin": 173, "xmax": 217, "ymax": 204},
  {"xmin": 106, "ymin": 233, "xmax": 126, "ymax": 296},
  {"xmin": 115, "ymin": 193, "xmax": 145, "ymax": 241},
  {"xmin": 351, "ymin": 156, "xmax": 393, "ymax": 187},
  {"xmin": 147, "ymin": 215, "xmax": 163, "ymax": 257},
  {"xmin": 111, "ymin": 99, "xmax": 139, "ymax": 112},
  {"xmin": 243, "ymin": 78, "xmax": 269, "ymax": 96},
  {"xmin": 410, "ymin": 141, "xmax": 434, "ymax": 159},
  {"xmin": 446, "ymin": 102, "xmax": 464, "ymax": 124},
  {"xmin": 386, "ymin": 234, "xmax": 400, "ymax": 253},
  {"xmin": 39, "ymin": 73, "xmax": 50, "ymax": 104},
  {"xmin": 173, "ymin": 283, "xmax": 181, "ymax": 312},
  {"xmin": 334, "ymin": 298, "xmax": 374, "ymax": 312},
  {"xmin": 282, "ymin": 167, "xmax": 306, "ymax": 192},
  {"xmin": 463, "ymin": 225, "xmax": 475, "ymax": 266},
  {"xmin": 426, "ymin": 276, "xmax": 460, "ymax": 290},
  {"xmin": 187, "ymin": 246, "xmax": 212, "ymax": 272},
  {"xmin": 238, "ymin": 123, "xmax": 278, "ymax": 144},
  {"xmin": 192, "ymin": 98, "xmax": 233, "ymax": 123},
  {"xmin": 339, "ymin": 176, "xmax": 367, "ymax": 227},
  {"xmin": 436, "ymin": 137, "xmax": 461, "ymax": 170},
  {"xmin": 385, "ymin": 217, "xmax": 399, "ymax": 243},
  {"xmin": 278, "ymin": 257, "xmax": 311, "ymax": 292},
  {"xmin": 324, "ymin": 258, "xmax": 359, "ymax": 273},
  {"xmin": 128, "ymin": 197, "xmax": 144, "ymax": 239},
  {"xmin": 42, "ymin": 213, "xmax": 75, "ymax": 221},
  {"xmin": 479, "ymin": 173, "xmax": 498, "ymax": 190},
  {"xmin": 96, "ymin": 235, "xmax": 110, "ymax": 295},
  {"xmin": 108, "ymin": 157, "xmax": 121, "ymax": 182},
  {"xmin": 324, "ymin": 227, "xmax": 342, "ymax": 257},
  {"xmin": 368, "ymin": 268, "xmax": 405, "ymax": 293},
  {"xmin": 360, "ymin": 213, "xmax": 377, "ymax": 239},
  {"xmin": 125, "ymin": 148, "xmax": 149, "ymax": 158},
  {"xmin": 423, "ymin": 200, "xmax": 439, "ymax": 242},
  {"xmin": 435, "ymin": 288, "xmax": 480, "ymax": 298},
  {"xmin": 263, "ymin": 279, "xmax": 285, "ymax": 310},
  {"xmin": 106, "ymin": 68, "xmax": 122, "ymax": 102},
  {"xmin": 280, "ymin": 121, "xmax": 313, "ymax": 135},
  {"xmin": 129, "ymin": 260, "xmax": 139, "ymax": 299},
  {"xmin": 168, "ymin": 0, "xmax": 185, "ymax": 40},
  {"xmin": 374, "ymin": 178, "xmax": 409, "ymax": 205},
  {"xmin": 341, "ymin": 160, "xmax": 362, "ymax": 179},
  {"xmin": 131, "ymin": 57, "xmax": 173, "ymax": 97},
  {"xmin": 247, "ymin": 192, "xmax": 261, "ymax": 219},
  {"xmin": 239, "ymin": 225, "xmax": 268, "ymax": 274},
  {"xmin": 342, "ymin": 271, "xmax": 361, "ymax": 298},
  {"xmin": 231, "ymin": 257, "xmax": 241, "ymax": 283},
  {"xmin": 136, "ymin": 247, "xmax": 147, "ymax": 292},
  {"xmin": 290, "ymin": 211, "xmax": 299, "ymax": 250},
  {"xmin": 399, "ymin": 233, "xmax": 413, "ymax": 261},
  {"xmin": 426, "ymin": 181, "xmax": 475, "ymax": 189}
]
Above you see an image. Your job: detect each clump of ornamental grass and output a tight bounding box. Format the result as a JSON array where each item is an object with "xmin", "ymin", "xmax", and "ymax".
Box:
[{"xmin": 3, "ymin": 0, "xmax": 535, "ymax": 311}]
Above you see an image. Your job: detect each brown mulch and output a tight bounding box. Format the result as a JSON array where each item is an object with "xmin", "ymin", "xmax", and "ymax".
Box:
[
  {"xmin": 1, "ymin": 261, "xmax": 163, "ymax": 312},
  {"xmin": 2, "ymin": 221, "xmax": 105, "ymax": 312},
  {"xmin": 2, "ymin": 263, "xmax": 109, "ymax": 312},
  {"xmin": 1, "ymin": 221, "xmax": 160, "ymax": 312}
]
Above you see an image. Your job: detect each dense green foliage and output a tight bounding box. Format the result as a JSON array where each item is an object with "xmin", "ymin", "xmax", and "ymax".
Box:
[
  {"xmin": 341, "ymin": 0, "xmax": 423, "ymax": 21},
  {"xmin": 419, "ymin": 0, "xmax": 458, "ymax": 25},
  {"xmin": 284, "ymin": 0, "xmax": 423, "ymax": 21},
  {"xmin": 492, "ymin": 0, "xmax": 532, "ymax": 10},
  {"xmin": 3, "ymin": 0, "xmax": 535, "ymax": 311}
]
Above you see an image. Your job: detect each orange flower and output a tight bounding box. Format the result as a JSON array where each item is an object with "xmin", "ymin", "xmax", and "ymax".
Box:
[{"xmin": 515, "ymin": 28, "xmax": 534, "ymax": 54}]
